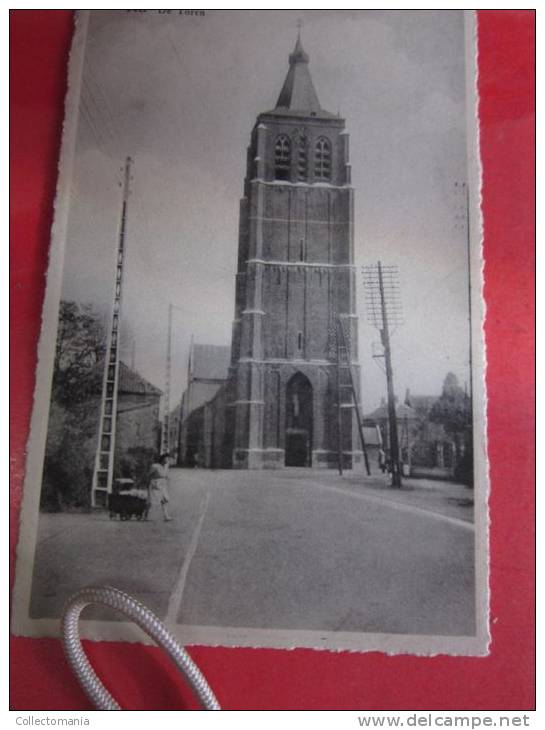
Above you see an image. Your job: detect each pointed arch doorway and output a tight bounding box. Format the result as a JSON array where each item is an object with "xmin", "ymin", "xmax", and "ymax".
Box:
[{"xmin": 285, "ymin": 372, "xmax": 313, "ymax": 467}]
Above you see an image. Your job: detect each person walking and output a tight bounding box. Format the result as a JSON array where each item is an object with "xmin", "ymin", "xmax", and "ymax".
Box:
[{"xmin": 147, "ymin": 453, "xmax": 173, "ymax": 522}]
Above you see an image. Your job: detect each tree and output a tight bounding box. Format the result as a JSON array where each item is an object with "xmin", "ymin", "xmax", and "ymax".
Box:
[
  {"xmin": 41, "ymin": 399, "xmax": 101, "ymax": 511},
  {"xmin": 52, "ymin": 301, "xmax": 106, "ymax": 406},
  {"xmin": 430, "ymin": 372, "xmax": 473, "ymax": 486},
  {"xmin": 42, "ymin": 300, "xmax": 141, "ymax": 510},
  {"xmin": 430, "ymin": 372, "xmax": 470, "ymax": 434},
  {"xmin": 41, "ymin": 301, "xmax": 107, "ymax": 509}
]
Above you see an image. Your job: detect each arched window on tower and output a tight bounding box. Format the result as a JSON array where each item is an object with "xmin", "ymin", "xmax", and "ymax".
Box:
[
  {"xmin": 297, "ymin": 137, "xmax": 308, "ymax": 181},
  {"xmin": 315, "ymin": 137, "xmax": 332, "ymax": 182},
  {"xmin": 274, "ymin": 135, "xmax": 291, "ymax": 181}
]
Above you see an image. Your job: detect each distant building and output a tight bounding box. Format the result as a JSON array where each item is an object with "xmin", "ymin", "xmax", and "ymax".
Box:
[
  {"xmin": 364, "ymin": 391, "xmax": 458, "ymax": 479},
  {"xmin": 177, "ymin": 343, "xmax": 230, "ymax": 467},
  {"xmin": 115, "ymin": 361, "xmax": 162, "ymax": 460},
  {"xmin": 360, "ymin": 424, "xmax": 383, "ymax": 472}
]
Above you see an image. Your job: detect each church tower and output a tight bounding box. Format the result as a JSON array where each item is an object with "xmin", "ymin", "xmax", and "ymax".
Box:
[{"xmin": 227, "ymin": 35, "xmax": 363, "ymax": 470}]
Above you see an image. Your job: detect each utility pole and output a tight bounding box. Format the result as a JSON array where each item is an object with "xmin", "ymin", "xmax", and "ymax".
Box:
[
  {"xmin": 363, "ymin": 261, "xmax": 403, "ymax": 487},
  {"xmin": 186, "ymin": 334, "xmax": 194, "ymax": 416},
  {"xmin": 161, "ymin": 302, "xmax": 173, "ymax": 455},
  {"xmin": 378, "ymin": 262, "xmax": 402, "ymax": 487},
  {"xmin": 160, "ymin": 303, "xmax": 189, "ymax": 464},
  {"xmin": 456, "ymin": 181, "xmax": 473, "ymax": 423},
  {"xmin": 177, "ymin": 334, "xmax": 194, "ymax": 467},
  {"xmin": 455, "ymin": 181, "xmax": 474, "ymax": 479},
  {"xmin": 91, "ymin": 156, "xmax": 133, "ymax": 507}
]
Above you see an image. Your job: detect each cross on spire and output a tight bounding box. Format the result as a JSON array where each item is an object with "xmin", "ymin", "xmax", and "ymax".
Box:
[{"xmin": 274, "ymin": 24, "xmax": 322, "ymax": 113}]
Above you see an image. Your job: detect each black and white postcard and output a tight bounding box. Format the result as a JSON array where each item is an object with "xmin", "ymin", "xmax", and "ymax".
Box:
[{"xmin": 12, "ymin": 10, "xmax": 488, "ymax": 654}]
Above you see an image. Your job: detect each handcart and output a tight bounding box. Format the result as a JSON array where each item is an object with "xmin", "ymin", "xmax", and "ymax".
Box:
[{"xmin": 108, "ymin": 478, "xmax": 149, "ymax": 521}]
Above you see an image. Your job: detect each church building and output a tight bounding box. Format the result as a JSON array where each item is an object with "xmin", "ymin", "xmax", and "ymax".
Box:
[{"xmin": 180, "ymin": 35, "xmax": 364, "ymax": 470}]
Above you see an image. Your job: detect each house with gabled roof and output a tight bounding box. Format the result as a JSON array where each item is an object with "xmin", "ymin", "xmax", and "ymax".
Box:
[
  {"xmin": 114, "ymin": 362, "xmax": 162, "ymax": 465},
  {"xmin": 364, "ymin": 391, "xmax": 458, "ymax": 478}
]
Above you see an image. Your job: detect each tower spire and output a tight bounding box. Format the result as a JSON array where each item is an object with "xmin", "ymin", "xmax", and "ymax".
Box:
[
  {"xmin": 275, "ymin": 30, "xmax": 322, "ymax": 114},
  {"xmin": 290, "ymin": 19, "xmax": 307, "ymax": 64}
]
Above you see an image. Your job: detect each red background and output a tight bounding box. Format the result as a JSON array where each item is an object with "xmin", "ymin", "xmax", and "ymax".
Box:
[{"xmin": 9, "ymin": 10, "xmax": 535, "ymax": 710}]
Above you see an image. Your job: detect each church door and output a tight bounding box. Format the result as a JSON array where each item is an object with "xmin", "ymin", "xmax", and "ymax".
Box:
[{"xmin": 285, "ymin": 373, "xmax": 313, "ymax": 467}]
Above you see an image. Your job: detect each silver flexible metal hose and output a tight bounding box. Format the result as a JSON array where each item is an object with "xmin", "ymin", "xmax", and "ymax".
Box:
[{"xmin": 61, "ymin": 586, "xmax": 221, "ymax": 711}]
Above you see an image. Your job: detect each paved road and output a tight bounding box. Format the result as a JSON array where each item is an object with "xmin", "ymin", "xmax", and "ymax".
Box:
[{"xmin": 30, "ymin": 469, "xmax": 475, "ymax": 637}]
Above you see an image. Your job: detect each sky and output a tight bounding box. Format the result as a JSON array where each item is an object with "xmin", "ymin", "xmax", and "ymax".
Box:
[{"xmin": 60, "ymin": 9, "xmax": 475, "ymax": 414}]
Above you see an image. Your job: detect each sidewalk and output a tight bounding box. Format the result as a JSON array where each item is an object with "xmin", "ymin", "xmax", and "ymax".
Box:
[{"xmin": 338, "ymin": 471, "xmax": 475, "ymax": 523}]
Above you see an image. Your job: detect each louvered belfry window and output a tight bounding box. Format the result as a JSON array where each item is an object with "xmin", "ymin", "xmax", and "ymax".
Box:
[
  {"xmin": 297, "ymin": 137, "xmax": 308, "ymax": 181},
  {"xmin": 315, "ymin": 137, "xmax": 331, "ymax": 181},
  {"xmin": 274, "ymin": 135, "xmax": 291, "ymax": 180}
]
